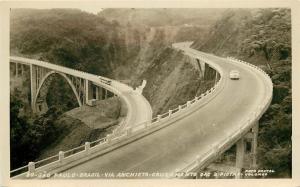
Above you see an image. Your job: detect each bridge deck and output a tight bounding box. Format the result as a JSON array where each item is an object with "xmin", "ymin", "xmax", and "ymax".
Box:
[
  {"xmin": 10, "ymin": 56, "xmax": 153, "ymax": 135},
  {"xmin": 59, "ymin": 47, "xmax": 267, "ymax": 178}
]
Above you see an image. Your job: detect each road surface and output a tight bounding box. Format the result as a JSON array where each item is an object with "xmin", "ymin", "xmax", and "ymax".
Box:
[{"xmin": 59, "ymin": 45, "xmax": 268, "ymax": 178}]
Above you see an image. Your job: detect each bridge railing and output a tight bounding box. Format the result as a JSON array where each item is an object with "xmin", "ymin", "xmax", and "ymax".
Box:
[
  {"xmin": 10, "ymin": 57, "xmax": 139, "ymax": 125},
  {"xmin": 129, "ymin": 60, "xmax": 224, "ymax": 131},
  {"xmin": 178, "ymin": 56, "xmax": 273, "ymax": 174},
  {"xmin": 11, "ymin": 51, "xmax": 226, "ymax": 178},
  {"xmin": 10, "ymin": 57, "xmax": 150, "ymax": 174}
]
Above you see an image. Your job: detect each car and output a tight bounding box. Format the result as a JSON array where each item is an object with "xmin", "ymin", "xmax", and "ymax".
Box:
[
  {"xmin": 98, "ymin": 76, "xmax": 112, "ymax": 85},
  {"xmin": 229, "ymin": 70, "xmax": 240, "ymax": 80}
]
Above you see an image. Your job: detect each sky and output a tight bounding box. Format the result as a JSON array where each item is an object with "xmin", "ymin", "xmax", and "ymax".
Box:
[
  {"xmin": 21, "ymin": 7, "xmax": 104, "ymax": 15},
  {"xmin": 78, "ymin": 7, "xmax": 103, "ymax": 14}
]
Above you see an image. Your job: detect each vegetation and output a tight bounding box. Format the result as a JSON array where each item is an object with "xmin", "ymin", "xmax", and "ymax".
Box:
[
  {"xmin": 192, "ymin": 8, "xmax": 291, "ymax": 177},
  {"xmin": 139, "ymin": 47, "xmax": 216, "ymax": 115},
  {"xmin": 45, "ymin": 76, "xmax": 79, "ymax": 112},
  {"xmin": 10, "ymin": 8, "xmax": 291, "ymax": 178},
  {"xmin": 11, "ymin": 9, "xmax": 125, "ymax": 76},
  {"xmin": 10, "ymin": 89, "xmax": 64, "ymax": 169},
  {"xmin": 99, "ymin": 8, "xmax": 224, "ymax": 27},
  {"xmin": 10, "ymin": 85, "xmax": 118, "ymax": 169},
  {"xmin": 10, "ymin": 9, "xmax": 219, "ymax": 170}
]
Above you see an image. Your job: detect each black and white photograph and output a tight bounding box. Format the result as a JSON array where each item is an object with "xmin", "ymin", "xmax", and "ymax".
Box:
[{"xmin": 0, "ymin": 0, "xmax": 298, "ymax": 186}]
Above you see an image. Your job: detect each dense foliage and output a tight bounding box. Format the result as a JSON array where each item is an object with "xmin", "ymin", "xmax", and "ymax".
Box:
[
  {"xmin": 10, "ymin": 8, "xmax": 292, "ymax": 178},
  {"xmin": 45, "ymin": 76, "xmax": 79, "ymax": 112},
  {"xmin": 11, "ymin": 9, "xmax": 132, "ymax": 76},
  {"xmin": 10, "ymin": 89, "xmax": 64, "ymax": 169},
  {"xmin": 192, "ymin": 8, "xmax": 291, "ymax": 177}
]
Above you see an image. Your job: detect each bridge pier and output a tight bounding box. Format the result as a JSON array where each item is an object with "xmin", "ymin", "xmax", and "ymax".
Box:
[
  {"xmin": 250, "ymin": 122, "xmax": 258, "ymax": 168},
  {"xmin": 30, "ymin": 64, "xmax": 37, "ymax": 112},
  {"xmin": 22, "ymin": 64, "xmax": 24, "ymax": 75},
  {"xmin": 11, "ymin": 62, "xmax": 25, "ymax": 78},
  {"xmin": 99, "ymin": 87, "xmax": 104, "ymax": 100},
  {"xmin": 85, "ymin": 80, "xmax": 112, "ymax": 104},
  {"xmin": 204, "ymin": 64, "xmax": 214, "ymax": 80},
  {"xmin": 105, "ymin": 89, "xmax": 108, "ymax": 99},
  {"xmin": 235, "ymin": 137, "xmax": 246, "ymax": 171},
  {"xmin": 235, "ymin": 137, "xmax": 246, "ymax": 179},
  {"xmin": 95, "ymin": 87, "xmax": 99, "ymax": 100},
  {"xmin": 13, "ymin": 59, "xmax": 115, "ymax": 114},
  {"xmin": 85, "ymin": 79, "xmax": 94, "ymax": 103},
  {"xmin": 234, "ymin": 122, "xmax": 259, "ymax": 178},
  {"xmin": 12, "ymin": 59, "xmax": 112, "ymax": 114},
  {"xmin": 16, "ymin": 63, "xmax": 19, "ymax": 77},
  {"xmin": 196, "ymin": 59, "xmax": 205, "ymax": 79},
  {"xmin": 215, "ymin": 72, "xmax": 219, "ymax": 84}
]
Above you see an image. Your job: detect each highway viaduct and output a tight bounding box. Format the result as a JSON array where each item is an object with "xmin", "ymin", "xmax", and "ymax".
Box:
[{"xmin": 10, "ymin": 42, "xmax": 272, "ymax": 179}]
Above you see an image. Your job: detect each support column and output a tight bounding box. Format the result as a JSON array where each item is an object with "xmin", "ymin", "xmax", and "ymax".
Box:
[
  {"xmin": 200, "ymin": 61, "xmax": 206, "ymax": 77},
  {"xmin": 251, "ymin": 122, "xmax": 259, "ymax": 168},
  {"xmin": 35, "ymin": 68, "xmax": 39, "ymax": 88},
  {"xmin": 98, "ymin": 87, "xmax": 103, "ymax": 100},
  {"xmin": 15, "ymin": 63, "xmax": 18, "ymax": 77},
  {"xmin": 95, "ymin": 87, "xmax": 99, "ymax": 100},
  {"xmin": 105, "ymin": 89, "xmax": 108, "ymax": 99},
  {"xmin": 196, "ymin": 59, "xmax": 203, "ymax": 79},
  {"xmin": 196, "ymin": 59, "xmax": 206, "ymax": 79},
  {"xmin": 85, "ymin": 79, "xmax": 93, "ymax": 103},
  {"xmin": 236, "ymin": 137, "xmax": 246, "ymax": 178},
  {"xmin": 21, "ymin": 64, "xmax": 24, "ymax": 76},
  {"xmin": 79, "ymin": 78, "xmax": 82, "ymax": 91},
  {"xmin": 30, "ymin": 64, "xmax": 37, "ymax": 112},
  {"xmin": 215, "ymin": 72, "xmax": 219, "ymax": 84}
]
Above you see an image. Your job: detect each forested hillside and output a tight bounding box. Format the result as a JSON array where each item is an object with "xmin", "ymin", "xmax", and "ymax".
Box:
[
  {"xmin": 10, "ymin": 8, "xmax": 219, "ymax": 169},
  {"xmin": 9, "ymin": 8, "xmax": 291, "ymax": 178},
  {"xmin": 99, "ymin": 8, "xmax": 224, "ymax": 27},
  {"xmin": 11, "ymin": 8, "xmax": 133, "ymax": 76},
  {"xmin": 10, "ymin": 8, "xmax": 222, "ymax": 115},
  {"xmin": 192, "ymin": 8, "xmax": 291, "ymax": 177}
]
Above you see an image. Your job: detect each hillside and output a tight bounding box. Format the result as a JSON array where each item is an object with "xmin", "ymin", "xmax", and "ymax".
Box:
[
  {"xmin": 9, "ymin": 8, "xmax": 291, "ymax": 178},
  {"xmin": 192, "ymin": 8, "xmax": 291, "ymax": 177},
  {"xmin": 99, "ymin": 8, "xmax": 225, "ymax": 27},
  {"xmin": 10, "ymin": 50, "xmax": 124, "ymax": 169},
  {"xmin": 10, "ymin": 8, "xmax": 219, "ymax": 115},
  {"xmin": 10, "ymin": 8, "xmax": 219, "ymax": 169},
  {"xmin": 137, "ymin": 47, "xmax": 216, "ymax": 116},
  {"xmin": 10, "ymin": 8, "xmax": 130, "ymax": 76}
]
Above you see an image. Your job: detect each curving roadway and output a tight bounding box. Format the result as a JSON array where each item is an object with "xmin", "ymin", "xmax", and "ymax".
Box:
[
  {"xmin": 10, "ymin": 56, "xmax": 153, "ymax": 135},
  {"xmin": 56, "ymin": 43, "xmax": 271, "ymax": 178}
]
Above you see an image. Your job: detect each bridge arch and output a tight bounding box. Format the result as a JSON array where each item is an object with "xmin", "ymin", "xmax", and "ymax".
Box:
[{"xmin": 33, "ymin": 71, "xmax": 82, "ymax": 113}]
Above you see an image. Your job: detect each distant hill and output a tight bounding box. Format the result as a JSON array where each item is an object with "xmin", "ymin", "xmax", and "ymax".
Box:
[{"xmin": 99, "ymin": 8, "xmax": 225, "ymax": 27}]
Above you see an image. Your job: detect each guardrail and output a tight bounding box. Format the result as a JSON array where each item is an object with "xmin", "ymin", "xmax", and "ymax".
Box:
[
  {"xmin": 177, "ymin": 56, "xmax": 273, "ymax": 174},
  {"xmin": 9, "ymin": 57, "xmax": 137, "ymax": 177},
  {"xmin": 10, "ymin": 53, "xmax": 225, "ymax": 178},
  {"xmin": 11, "ymin": 48, "xmax": 272, "ymax": 179}
]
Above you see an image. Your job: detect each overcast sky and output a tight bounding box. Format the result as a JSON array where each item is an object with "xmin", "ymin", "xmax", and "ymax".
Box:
[
  {"xmin": 21, "ymin": 7, "xmax": 104, "ymax": 14},
  {"xmin": 79, "ymin": 7, "xmax": 103, "ymax": 14}
]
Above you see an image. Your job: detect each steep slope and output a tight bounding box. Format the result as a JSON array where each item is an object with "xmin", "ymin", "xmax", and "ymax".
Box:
[
  {"xmin": 10, "ymin": 8, "xmax": 138, "ymax": 77},
  {"xmin": 192, "ymin": 9, "xmax": 291, "ymax": 67},
  {"xmin": 9, "ymin": 8, "xmax": 220, "ymax": 170},
  {"xmin": 10, "ymin": 77, "xmax": 124, "ymax": 169},
  {"xmin": 99, "ymin": 8, "xmax": 225, "ymax": 27},
  {"xmin": 10, "ymin": 8, "xmax": 220, "ymax": 110},
  {"xmin": 137, "ymin": 47, "xmax": 216, "ymax": 116},
  {"xmin": 192, "ymin": 8, "xmax": 291, "ymax": 177}
]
